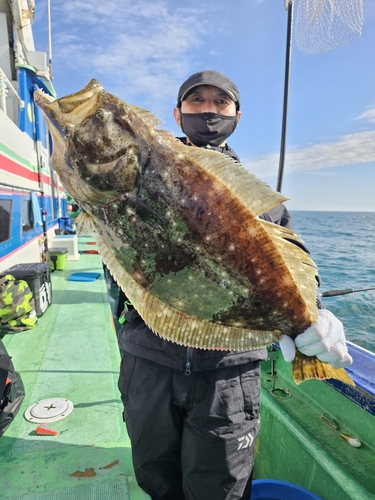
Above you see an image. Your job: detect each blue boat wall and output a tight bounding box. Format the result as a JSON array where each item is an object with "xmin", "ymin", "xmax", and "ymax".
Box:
[{"xmin": 326, "ymin": 342, "xmax": 375, "ymax": 417}]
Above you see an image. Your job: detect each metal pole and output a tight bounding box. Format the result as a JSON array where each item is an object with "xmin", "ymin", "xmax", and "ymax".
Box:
[
  {"xmin": 47, "ymin": 0, "xmax": 53, "ymax": 79},
  {"xmin": 0, "ymin": 70, "xmax": 7, "ymax": 114},
  {"xmin": 276, "ymin": 0, "xmax": 294, "ymax": 193}
]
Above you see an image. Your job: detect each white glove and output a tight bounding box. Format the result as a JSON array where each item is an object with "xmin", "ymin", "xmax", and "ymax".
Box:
[{"xmin": 279, "ymin": 309, "xmax": 353, "ymax": 369}]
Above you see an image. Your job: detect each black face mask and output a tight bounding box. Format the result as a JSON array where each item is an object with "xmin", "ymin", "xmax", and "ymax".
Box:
[{"xmin": 179, "ymin": 112, "xmax": 238, "ymax": 147}]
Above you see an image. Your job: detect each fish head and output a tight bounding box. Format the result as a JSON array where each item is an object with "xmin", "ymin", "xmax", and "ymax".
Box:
[{"xmin": 34, "ymin": 79, "xmax": 147, "ymax": 206}]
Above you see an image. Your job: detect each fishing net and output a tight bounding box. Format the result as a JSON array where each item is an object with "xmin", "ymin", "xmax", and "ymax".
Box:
[{"xmin": 295, "ymin": 0, "xmax": 364, "ymax": 54}]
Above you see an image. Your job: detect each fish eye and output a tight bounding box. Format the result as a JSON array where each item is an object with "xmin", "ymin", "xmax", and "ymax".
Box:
[
  {"xmin": 96, "ymin": 108, "xmax": 109, "ymax": 122},
  {"xmin": 120, "ymin": 104, "xmax": 130, "ymax": 114}
]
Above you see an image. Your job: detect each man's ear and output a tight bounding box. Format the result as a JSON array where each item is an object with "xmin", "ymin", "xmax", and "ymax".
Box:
[
  {"xmin": 173, "ymin": 107, "xmax": 181, "ymax": 128},
  {"xmin": 236, "ymin": 111, "xmax": 242, "ymax": 124}
]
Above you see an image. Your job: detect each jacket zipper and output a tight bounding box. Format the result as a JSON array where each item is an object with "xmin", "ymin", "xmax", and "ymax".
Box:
[{"xmin": 185, "ymin": 347, "xmax": 193, "ymax": 376}]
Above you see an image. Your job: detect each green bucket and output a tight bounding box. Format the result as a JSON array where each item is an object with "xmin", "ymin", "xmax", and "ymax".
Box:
[{"xmin": 49, "ymin": 247, "xmax": 68, "ymax": 271}]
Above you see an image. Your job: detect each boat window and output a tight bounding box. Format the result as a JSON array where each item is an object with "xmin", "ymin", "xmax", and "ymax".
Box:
[
  {"xmin": 0, "ymin": 199, "xmax": 12, "ymax": 243},
  {"xmin": 22, "ymin": 199, "xmax": 34, "ymax": 233}
]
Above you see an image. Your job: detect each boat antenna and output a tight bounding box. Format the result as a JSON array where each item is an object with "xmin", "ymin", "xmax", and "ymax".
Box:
[
  {"xmin": 276, "ymin": 0, "xmax": 364, "ymax": 193},
  {"xmin": 47, "ymin": 0, "xmax": 53, "ymax": 79}
]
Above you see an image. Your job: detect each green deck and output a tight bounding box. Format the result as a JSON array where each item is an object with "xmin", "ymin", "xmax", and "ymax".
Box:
[
  {"xmin": 0, "ymin": 236, "xmax": 149, "ymax": 500},
  {"xmin": 255, "ymin": 351, "xmax": 375, "ymax": 500},
  {"xmin": 1, "ymin": 236, "xmax": 375, "ymax": 499}
]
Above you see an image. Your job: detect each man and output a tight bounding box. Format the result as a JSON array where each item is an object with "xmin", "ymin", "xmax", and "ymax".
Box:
[
  {"xmin": 117, "ymin": 70, "xmax": 352, "ymax": 500},
  {"xmin": 173, "ymin": 70, "xmax": 291, "ymax": 228}
]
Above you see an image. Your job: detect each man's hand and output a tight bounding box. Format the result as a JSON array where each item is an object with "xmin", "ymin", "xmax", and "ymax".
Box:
[{"xmin": 279, "ymin": 309, "xmax": 353, "ymax": 368}]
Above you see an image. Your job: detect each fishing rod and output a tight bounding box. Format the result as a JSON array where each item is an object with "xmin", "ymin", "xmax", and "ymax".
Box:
[{"xmin": 322, "ymin": 287, "xmax": 375, "ymax": 298}]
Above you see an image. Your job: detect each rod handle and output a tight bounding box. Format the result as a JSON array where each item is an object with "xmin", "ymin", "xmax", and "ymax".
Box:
[{"xmin": 321, "ymin": 289, "xmax": 354, "ymax": 297}]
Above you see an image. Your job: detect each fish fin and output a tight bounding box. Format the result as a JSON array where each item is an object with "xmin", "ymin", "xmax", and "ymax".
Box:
[
  {"xmin": 74, "ymin": 211, "xmax": 96, "ymax": 234},
  {"xmin": 260, "ymin": 220, "xmax": 319, "ymax": 323},
  {"xmin": 156, "ymin": 130, "xmax": 184, "ymax": 147},
  {"xmin": 128, "ymin": 104, "xmax": 163, "ymax": 128},
  {"xmin": 292, "ymin": 350, "xmax": 355, "ymax": 386},
  {"xmin": 180, "ymin": 147, "xmax": 289, "ymax": 216},
  {"xmin": 128, "ymin": 105, "xmax": 181, "ymax": 147},
  {"xmin": 96, "ymin": 237, "xmax": 280, "ymax": 351}
]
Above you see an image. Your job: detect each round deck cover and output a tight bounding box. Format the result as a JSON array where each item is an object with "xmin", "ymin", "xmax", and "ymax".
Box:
[{"xmin": 24, "ymin": 398, "xmax": 74, "ymax": 423}]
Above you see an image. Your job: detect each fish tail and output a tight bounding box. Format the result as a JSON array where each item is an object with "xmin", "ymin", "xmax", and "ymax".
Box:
[{"xmin": 291, "ymin": 350, "xmax": 355, "ymax": 386}]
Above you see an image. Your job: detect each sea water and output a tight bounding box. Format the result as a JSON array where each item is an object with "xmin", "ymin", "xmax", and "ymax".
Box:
[{"xmin": 291, "ymin": 211, "xmax": 375, "ymax": 353}]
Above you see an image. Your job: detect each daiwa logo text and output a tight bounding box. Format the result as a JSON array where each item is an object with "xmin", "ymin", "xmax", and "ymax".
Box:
[{"xmin": 237, "ymin": 432, "xmax": 254, "ymax": 450}]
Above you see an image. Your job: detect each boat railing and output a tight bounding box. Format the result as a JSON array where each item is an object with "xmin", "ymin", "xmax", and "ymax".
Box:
[{"xmin": 0, "ymin": 66, "xmax": 24, "ymax": 121}]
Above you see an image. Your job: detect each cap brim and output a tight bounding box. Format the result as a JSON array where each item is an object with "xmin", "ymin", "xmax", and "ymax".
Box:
[{"xmin": 180, "ymin": 82, "xmax": 238, "ymax": 103}]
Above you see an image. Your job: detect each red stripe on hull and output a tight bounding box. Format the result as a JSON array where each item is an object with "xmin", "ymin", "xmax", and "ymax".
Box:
[{"xmin": 0, "ymin": 153, "xmax": 64, "ymax": 192}]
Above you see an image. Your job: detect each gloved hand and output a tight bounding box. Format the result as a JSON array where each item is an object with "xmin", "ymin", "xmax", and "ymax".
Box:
[{"xmin": 279, "ymin": 309, "xmax": 353, "ymax": 369}]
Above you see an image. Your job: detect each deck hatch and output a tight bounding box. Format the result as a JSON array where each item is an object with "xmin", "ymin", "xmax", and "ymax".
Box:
[{"xmin": 24, "ymin": 397, "xmax": 74, "ymax": 423}]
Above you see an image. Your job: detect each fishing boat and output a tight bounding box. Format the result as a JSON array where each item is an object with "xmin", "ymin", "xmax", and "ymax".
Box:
[
  {"xmin": 1, "ymin": 1, "xmax": 374, "ymax": 500},
  {"xmin": 0, "ymin": 0, "xmax": 67, "ymax": 276}
]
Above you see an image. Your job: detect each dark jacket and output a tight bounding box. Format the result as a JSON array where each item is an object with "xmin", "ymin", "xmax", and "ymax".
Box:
[{"xmin": 118, "ymin": 142, "xmax": 293, "ymax": 372}]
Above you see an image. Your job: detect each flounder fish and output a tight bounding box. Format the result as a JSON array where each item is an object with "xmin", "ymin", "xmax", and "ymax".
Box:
[{"xmin": 34, "ymin": 79, "xmax": 353, "ymax": 385}]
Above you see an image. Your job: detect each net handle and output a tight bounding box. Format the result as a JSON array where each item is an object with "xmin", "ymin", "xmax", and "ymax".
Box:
[{"xmin": 284, "ymin": 0, "xmax": 295, "ymax": 11}]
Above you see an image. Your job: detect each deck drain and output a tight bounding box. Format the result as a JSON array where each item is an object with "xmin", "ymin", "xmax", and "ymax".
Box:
[{"xmin": 24, "ymin": 398, "xmax": 74, "ymax": 423}]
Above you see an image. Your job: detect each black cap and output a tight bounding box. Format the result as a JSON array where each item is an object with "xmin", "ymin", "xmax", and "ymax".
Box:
[{"xmin": 177, "ymin": 70, "xmax": 240, "ymax": 109}]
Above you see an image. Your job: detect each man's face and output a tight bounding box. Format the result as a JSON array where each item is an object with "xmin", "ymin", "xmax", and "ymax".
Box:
[{"xmin": 174, "ymin": 85, "xmax": 240, "ymax": 127}]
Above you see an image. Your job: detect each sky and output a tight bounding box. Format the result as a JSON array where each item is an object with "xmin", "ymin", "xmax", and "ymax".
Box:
[{"xmin": 31, "ymin": 0, "xmax": 375, "ymax": 211}]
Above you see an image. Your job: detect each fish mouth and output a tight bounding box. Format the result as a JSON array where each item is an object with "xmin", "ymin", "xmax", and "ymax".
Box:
[
  {"xmin": 35, "ymin": 79, "xmax": 135, "ymax": 191},
  {"xmin": 85, "ymin": 156, "xmax": 126, "ymax": 175},
  {"xmin": 34, "ymin": 79, "xmax": 103, "ymax": 128},
  {"xmin": 35, "ymin": 79, "xmax": 103, "ymax": 108},
  {"xmin": 34, "ymin": 90, "xmax": 55, "ymax": 106}
]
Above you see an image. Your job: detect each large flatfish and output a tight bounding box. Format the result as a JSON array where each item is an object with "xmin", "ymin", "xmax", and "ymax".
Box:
[{"xmin": 34, "ymin": 79, "xmax": 353, "ymax": 385}]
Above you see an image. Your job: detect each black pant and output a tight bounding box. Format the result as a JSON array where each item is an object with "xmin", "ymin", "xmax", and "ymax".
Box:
[{"xmin": 118, "ymin": 353, "xmax": 260, "ymax": 500}]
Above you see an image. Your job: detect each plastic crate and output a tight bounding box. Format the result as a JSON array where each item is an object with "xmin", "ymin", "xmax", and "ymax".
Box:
[
  {"xmin": 50, "ymin": 235, "xmax": 79, "ymax": 260},
  {"xmin": 1, "ymin": 263, "xmax": 52, "ymax": 317}
]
